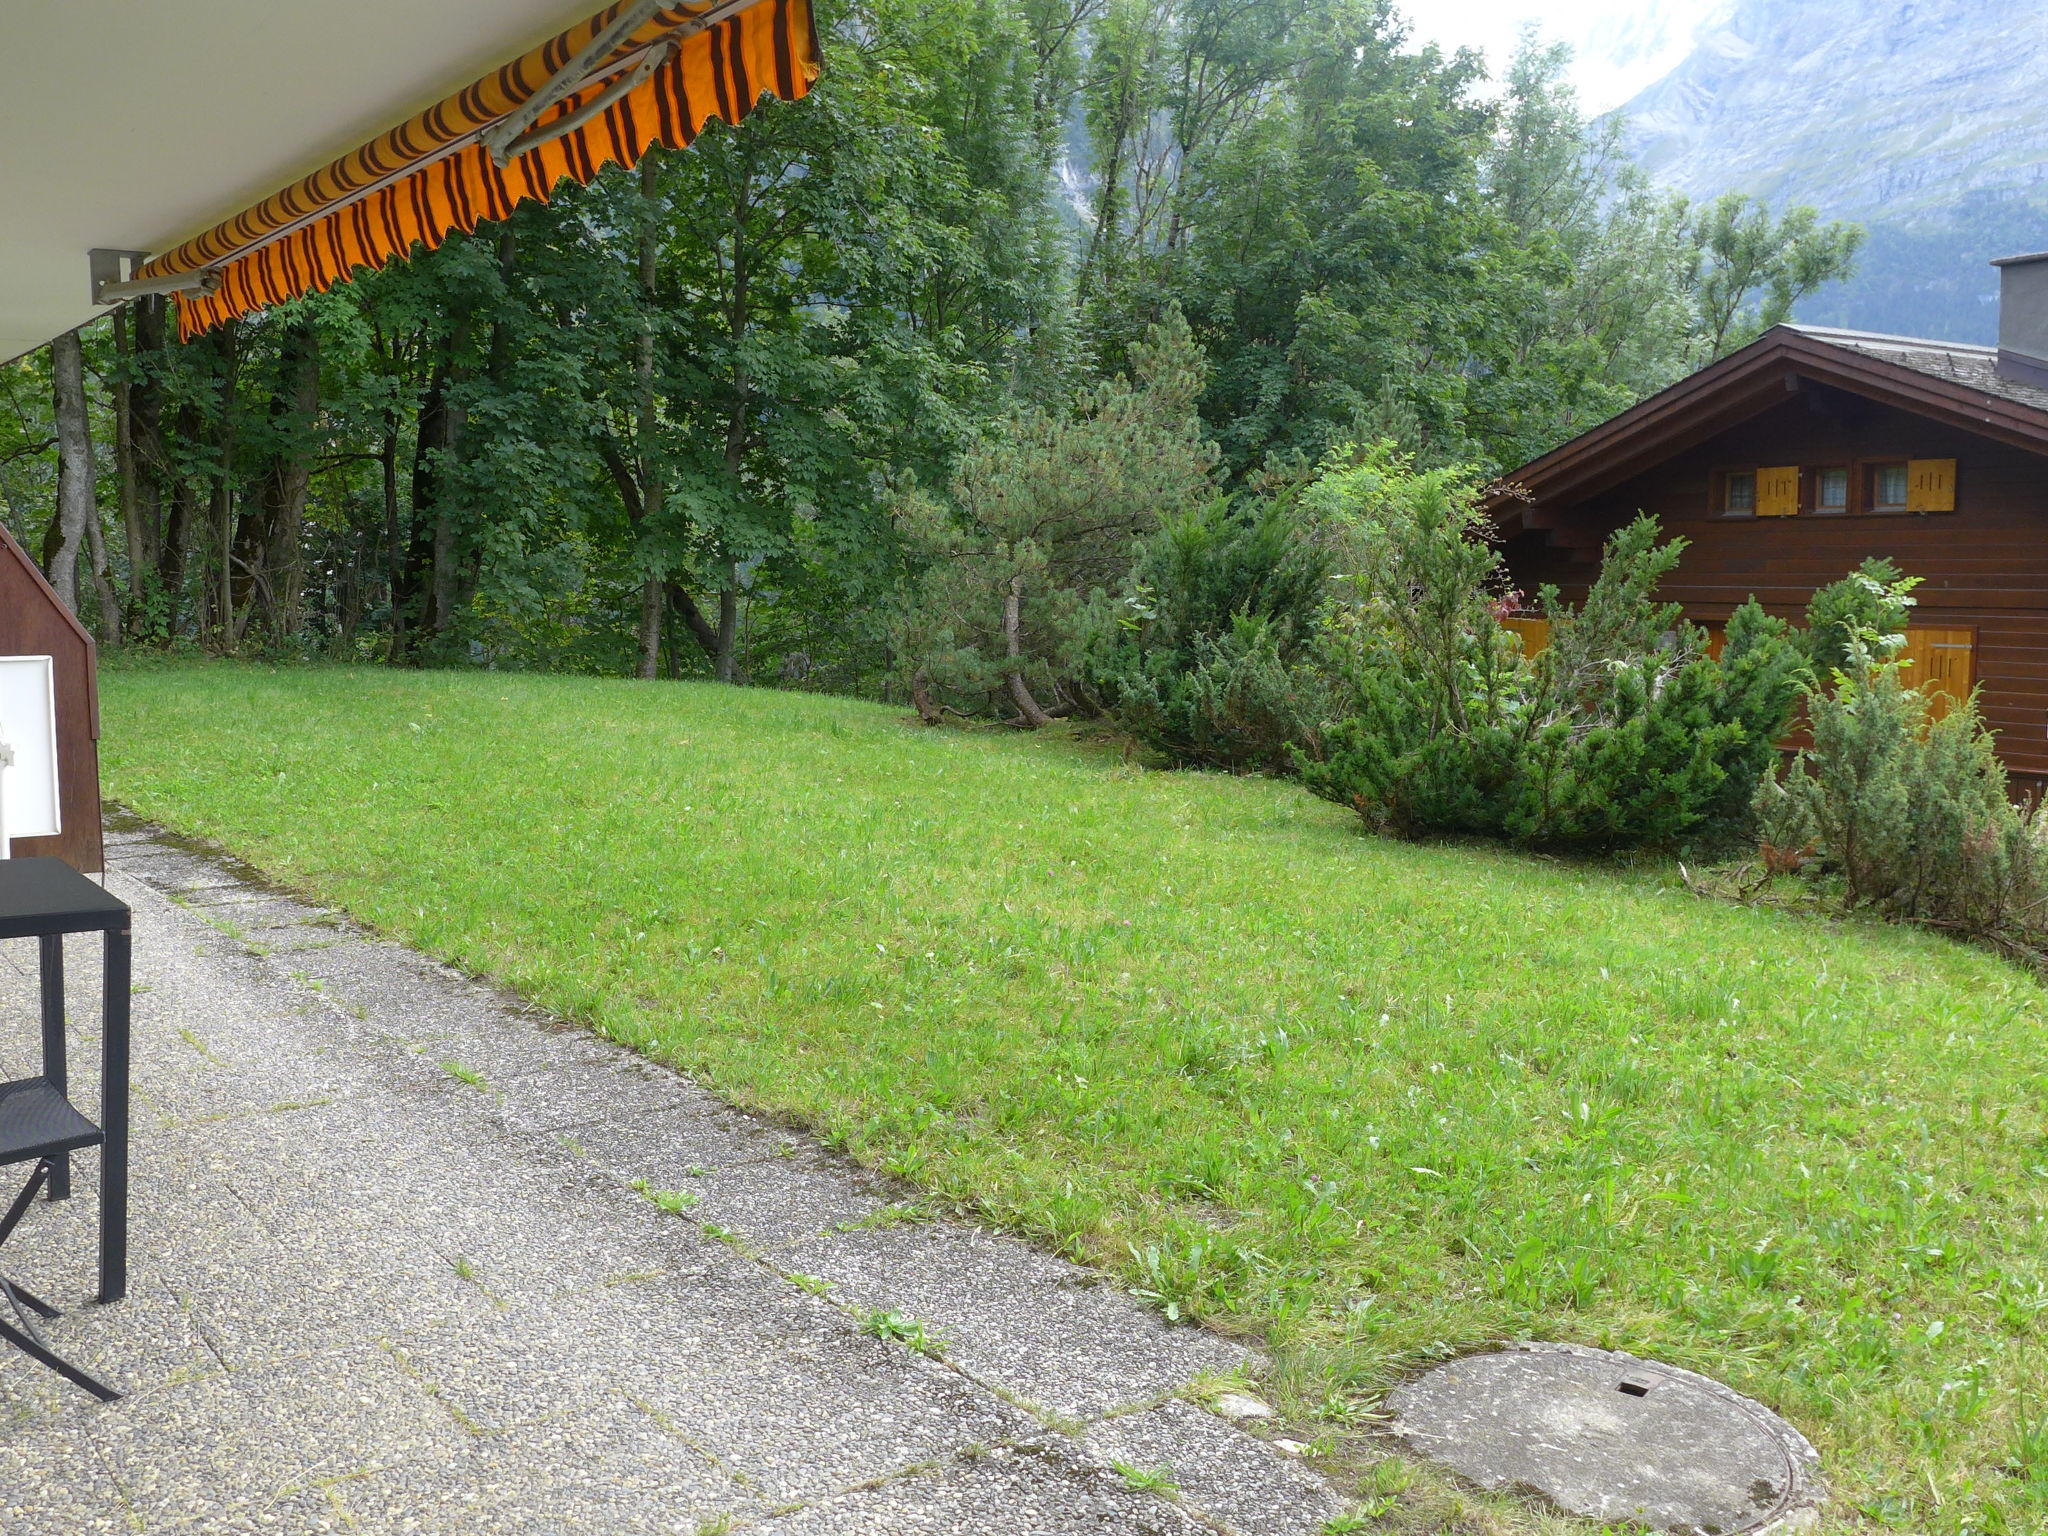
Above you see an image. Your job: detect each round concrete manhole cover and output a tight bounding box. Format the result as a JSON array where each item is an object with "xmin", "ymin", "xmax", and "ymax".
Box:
[{"xmin": 1384, "ymin": 1343, "xmax": 1822, "ymax": 1535}]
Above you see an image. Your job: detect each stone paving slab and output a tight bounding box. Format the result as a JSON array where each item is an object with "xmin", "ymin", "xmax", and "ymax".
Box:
[
  {"xmin": 0, "ymin": 830, "xmax": 1338, "ymax": 1533},
  {"xmin": 1085, "ymin": 1400, "xmax": 1346, "ymax": 1536},
  {"xmin": 754, "ymin": 1440, "xmax": 1209, "ymax": 1535},
  {"xmin": 775, "ymin": 1225, "xmax": 1251, "ymax": 1422}
]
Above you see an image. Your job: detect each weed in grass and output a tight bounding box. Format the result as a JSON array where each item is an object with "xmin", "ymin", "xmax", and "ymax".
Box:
[
  {"xmin": 101, "ymin": 664, "xmax": 2048, "ymax": 1532},
  {"xmin": 859, "ymin": 1309, "xmax": 949, "ymax": 1357},
  {"xmin": 1127, "ymin": 1233, "xmax": 1248, "ymax": 1324},
  {"xmin": 1368, "ymin": 1458, "xmax": 1417, "ymax": 1499},
  {"xmin": 1311, "ymin": 1391, "xmax": 1364, "ymax": 1426},
  {"xmin": 440, "ymin": 1060, "xmax": 487, "ymax": 1090},
  {"xmin": 1112, "ymin": 1462, "xmax": 1178, "ymax": 1494},
  {"xmin": 1181, "ymin": 1365, "xmax": 1256, "ymax": 1407}
]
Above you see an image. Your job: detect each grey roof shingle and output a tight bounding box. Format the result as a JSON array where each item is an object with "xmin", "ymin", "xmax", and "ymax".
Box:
[{"xmin": 1786, "ymin": 323, "xmax": 2048, "ymax": 415}]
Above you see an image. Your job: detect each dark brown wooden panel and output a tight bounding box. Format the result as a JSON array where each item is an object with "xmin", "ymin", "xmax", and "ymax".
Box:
[{"xmin": 0, "ymin": 524, "xmax": 102, "ymax": 873}]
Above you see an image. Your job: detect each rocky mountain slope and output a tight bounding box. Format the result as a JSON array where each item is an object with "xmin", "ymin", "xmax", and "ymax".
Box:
[{"xmin": 1618, "ymin": 0, "xmax": 2048, "ymax": 342}]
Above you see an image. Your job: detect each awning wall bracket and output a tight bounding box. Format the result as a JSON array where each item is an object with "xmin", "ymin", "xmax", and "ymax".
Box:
[{"xmin": 89, "ymin": 250, "xmax": 218, "ymax": 306}]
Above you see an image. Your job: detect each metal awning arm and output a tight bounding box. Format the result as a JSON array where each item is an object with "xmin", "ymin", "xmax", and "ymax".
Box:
[
  {"xmin": 481, "ymin": 0, "xmax": 672, "ymax": 165},
  {"xmin": 492, "ymin": 39, "xmax": 678, "ymax": 165},
  {"xmin": 481, "ymin": 0, "xmax": 765, "ymax": 167}
]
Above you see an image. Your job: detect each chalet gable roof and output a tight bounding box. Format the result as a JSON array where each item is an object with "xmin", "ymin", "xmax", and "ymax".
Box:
[{"xmin": 1491, "ymin": 324, "xmax": 2048, "ymax": 515}]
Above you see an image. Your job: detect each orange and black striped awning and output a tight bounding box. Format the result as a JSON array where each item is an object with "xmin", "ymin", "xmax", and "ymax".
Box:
[{"xmin": 143, "ymin": 0, "xmax": 820, "ymax": 340}]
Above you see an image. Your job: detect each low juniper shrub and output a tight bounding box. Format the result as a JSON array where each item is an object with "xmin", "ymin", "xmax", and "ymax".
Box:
[
  {"xmin": 1086, "ymin": 491, "xmax": 1337, "ymax": 773},
  {"xmin": 1297, "ymin": 455, "xmax": 1807, "ymax": 852}
]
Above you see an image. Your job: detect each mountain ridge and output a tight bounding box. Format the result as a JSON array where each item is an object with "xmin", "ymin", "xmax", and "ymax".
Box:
[{"xmin": 1614, "ymin": 0, "xmax": 2048, "ymax": 342}]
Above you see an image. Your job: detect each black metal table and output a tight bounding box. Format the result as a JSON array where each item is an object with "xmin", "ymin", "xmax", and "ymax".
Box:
[{"xmin": 0, "ymin": 858, "xmax": 130, "ymax": 1303}]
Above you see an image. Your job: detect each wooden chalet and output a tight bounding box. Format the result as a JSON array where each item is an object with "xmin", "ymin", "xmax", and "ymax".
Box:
[{"xmin": 1492, "ymin": 252, "xmax": 2048, "ymax": 785}]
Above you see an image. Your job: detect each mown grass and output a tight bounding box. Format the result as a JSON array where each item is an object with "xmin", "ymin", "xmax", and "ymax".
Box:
[{"xmin": 101, "ymin": 661, "xmax": 2048, "ymax": 1533}]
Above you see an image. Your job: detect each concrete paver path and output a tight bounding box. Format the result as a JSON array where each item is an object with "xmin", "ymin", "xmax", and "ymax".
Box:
[{"xmin": 0, "ymin": 828, "xmax": 1342, "ymax": 1534}]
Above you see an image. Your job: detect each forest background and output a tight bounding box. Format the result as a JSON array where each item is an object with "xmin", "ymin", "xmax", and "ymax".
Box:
[{"xmin": 0, "ymin": 0, "xmax": 1860, "ymax": 701}]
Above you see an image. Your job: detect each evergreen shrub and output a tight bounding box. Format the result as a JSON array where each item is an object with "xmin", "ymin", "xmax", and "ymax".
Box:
[
  {"xmin": 1758, "ymin": 628, "xmax": 2048, "ymax": 952},
  {"xmin": 1297, "ymin": 452, "xmax": 1808, "ymax": 851},
  {"xmin": 1085, "ymin": 492, "xmax": 1337, "ymax": 773}
]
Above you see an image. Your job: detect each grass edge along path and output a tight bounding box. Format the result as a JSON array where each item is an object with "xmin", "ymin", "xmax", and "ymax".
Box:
[{"xmin": 101, "ymin": 662, "xmax": 2048, "ymax": 1535}]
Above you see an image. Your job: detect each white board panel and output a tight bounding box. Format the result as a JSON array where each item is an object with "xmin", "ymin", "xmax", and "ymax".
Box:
[{"xmin": 0, "ymin": 655, "xmax": 61, "ymax": 843}]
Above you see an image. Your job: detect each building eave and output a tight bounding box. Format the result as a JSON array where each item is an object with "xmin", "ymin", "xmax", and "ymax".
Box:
[{"xmin": 1487, "ymin": 326, "xmax": 2048, "ymax": 523}]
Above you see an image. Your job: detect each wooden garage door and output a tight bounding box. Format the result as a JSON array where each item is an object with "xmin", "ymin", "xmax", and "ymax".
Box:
[{"xmin": 1901, "ymin": 626, "xmax": 1974, "ymax": 720}]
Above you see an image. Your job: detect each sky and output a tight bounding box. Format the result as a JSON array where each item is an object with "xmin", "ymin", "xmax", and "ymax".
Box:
[{"xmin": 1397, "ymin": 0, "xmax": 1728, "ymax": 115}]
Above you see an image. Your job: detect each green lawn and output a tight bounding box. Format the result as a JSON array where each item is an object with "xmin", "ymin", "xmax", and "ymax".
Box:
[{"xmin": 102, "ymin": 662, "xmax": 2048, "ymax": 1533}]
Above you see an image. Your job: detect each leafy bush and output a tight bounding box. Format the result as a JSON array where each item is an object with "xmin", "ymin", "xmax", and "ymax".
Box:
[
  {"xmin": 1802, "ymin": 556, "xmax": 1918, "ymax": 676},
  {"xmin": 1299, "ymin": 454, "xmax": 1808, "ymax": 851},
  {"xmin": 1085, "ymin": 492, "xmax": 1337, "ymax": 772}
]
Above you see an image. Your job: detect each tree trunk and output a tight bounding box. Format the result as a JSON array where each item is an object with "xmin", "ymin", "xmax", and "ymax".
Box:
[
  {"xmin": 381, "ymin": 413, "xmax": 404, "ymax": 663},
  {"xmin": 264, "ymin": 321, "xmax": 320, "ymax": 638},
  {"xmin": 128, "ymin": 296, "xmax": 167, "ymax": 591},
  {"xmin": 230, "ymin": 317, "xmax": 319, "ymax": 641},
  {"xmin": 159, "ymin": 402, "xmax": 201, "ymax": 639},
  {"xmin": 666, "ymin": 580, "xmax": 721, "ymax": 662},
  {"xmin": 398, "ymin": 358, "xmax": 452, "ymax": 657},
  {"xmin": 638, "ymin": 575, "xmax": 664, "ymax": 679},
  {"xmin": 47, "ymin": 329, "xmax": 94, "ymax": 616},
  {"xmin": 112, "ymin": 308, "xmax": 142, "ymax": 606},
  {"xmin": 84, "ymin": 499, "xmax": 122, "ymax": 644},
  {"xmin": 430, "ymin": 508, "xmax": 458, "ymax": 642},
  {"xmin": 204, "ymin": 323, "xmax": 240, "ymax": 647},
  {"xmin": 1002, "ymin": 574, "xmax": 1053, "ymax": 728},
  {"xmin": 715, "ymin": 572, "xmax": 740, "ymax": 685},
  {"xmin": 910, "ymin": 668, "xmax": 944, "ymax": 726},
  {"xmin": 340, "ymin": 533, "xmax": 363, "ymax": 645},
  {"xmin": 708, "ymin": 172, "xmax": 754, "ymax": 687},
  {"xmin": 632, "ymin": 155, "xmax": 665, "ymax": 681},
  {"xmin": 210, "ymin": 464, "xmax": 233, "ymax": 647}
]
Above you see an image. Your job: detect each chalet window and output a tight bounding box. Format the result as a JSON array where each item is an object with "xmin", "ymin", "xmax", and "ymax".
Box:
[
  {"xmin": 1871, "ymin": 462, "xmax": 1909, "ymax": 512},
  {"xmin": 1717, "ymin": 460, "xmax": 1954, "ymax": 519},
  {"xmin": 1722, "ymin": 470, "xmax": 1756, "ymax": 515}
]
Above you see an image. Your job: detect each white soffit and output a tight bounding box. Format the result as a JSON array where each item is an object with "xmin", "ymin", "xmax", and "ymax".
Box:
[{"xmin": 0, "ymin": 1, "xmax": 603, "ymax": 362}]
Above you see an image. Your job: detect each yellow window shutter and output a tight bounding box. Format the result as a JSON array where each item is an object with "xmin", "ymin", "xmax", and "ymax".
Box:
[
  {"xmin": 1900, "ymin": 626, "xmax": 1974, "ymax": 720},
  {"xmin": 1756, "ymin": 466, "xmax": 1801, "ymax": 516},
  {"xmin": 1502, "ymin": 617, "xmax": 1550, "ymax": 655},
  {"xmin": 1906, "ymin": 458, "xmax": 1956, "ymax": 512}
]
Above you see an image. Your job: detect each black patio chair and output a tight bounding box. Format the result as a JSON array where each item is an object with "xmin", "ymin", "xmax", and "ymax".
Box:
[{"xmin": 0, "ymin": 1077, "xmax": 119, "ymax": 1400}]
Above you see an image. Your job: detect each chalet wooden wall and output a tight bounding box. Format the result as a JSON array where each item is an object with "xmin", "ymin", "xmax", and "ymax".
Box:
[
  {"xmin": 0, "ymin": 524, "xmax": 103, "ymax": 872},
  {"xmin": 1501, "ymin": 381, "xmax": 2048, "ymax": 780}
]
